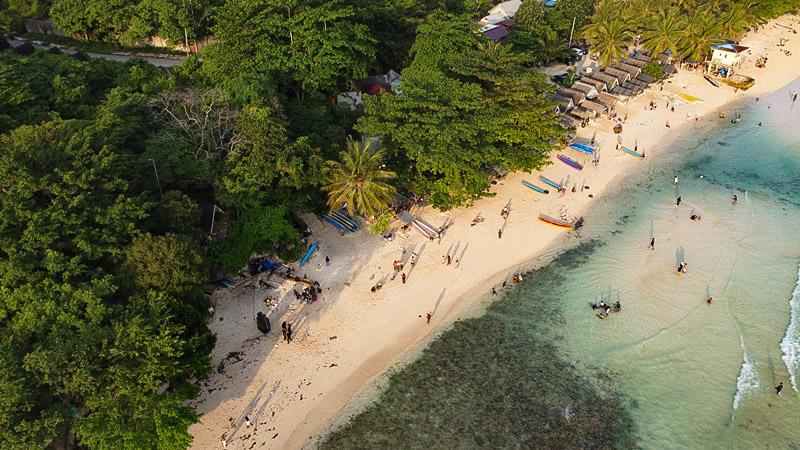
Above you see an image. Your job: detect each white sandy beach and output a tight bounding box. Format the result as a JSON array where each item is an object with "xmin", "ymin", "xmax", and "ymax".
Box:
[{"xmin": 188, "ymin": 16, "xmax": 800, "ymax": 449}]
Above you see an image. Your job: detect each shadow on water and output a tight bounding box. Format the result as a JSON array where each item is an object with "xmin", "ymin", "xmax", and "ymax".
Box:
[{"xmin": 322, "ymin": 241, "xmax": 638, "ymax": 449}]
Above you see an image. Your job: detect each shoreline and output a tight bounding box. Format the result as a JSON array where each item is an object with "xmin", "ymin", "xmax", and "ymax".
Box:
[{"xmin": 188, "ymin": 15, "xmax": 800, "ymax": 450}]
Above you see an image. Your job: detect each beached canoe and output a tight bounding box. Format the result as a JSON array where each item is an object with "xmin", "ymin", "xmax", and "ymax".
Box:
[
  {"xmin": 703, "ymin": 75, "xmax": 720, "ymax": 88},
  {"xmin": 620, "ymin": 146, "xmax": 644, "ymax": 158},
  {"xmin": 331, "ymin": 210, "xmax": 360, "ymax": 230},
  {"xmin": 522, "ymin": 180, "xmax": 549, "ymax": 194},
  {"xmin": 322, "ymin": 214, "xmax": 350, "ymax": 233},
  {"xmin": 678, "ymin": 92, "xmax": 703, "ymax": 103},
  {"xmin": 299, "ymin": 241, "xmax": 319, "ymax": 266},
  {"xmin": 569, "ymin": 143, "xmax": 596, "ymax": 154},
  {"xmin": 557, "ymin": 154, "xmax": 583, "ymax": 171},
  {"xmin": 330, "ymin": 210, "xmax": 359, "ymax": 232},
  {"xmin": 539, "ymin": 176, "xmax": 561, "ymax": 189},
  {"xmin": 412, "ymin": 220, "xmax": 437, "ymax": 238},
  {"xmin": 538, "ymin": 214, "xmax": 574, "ymax": 229}
]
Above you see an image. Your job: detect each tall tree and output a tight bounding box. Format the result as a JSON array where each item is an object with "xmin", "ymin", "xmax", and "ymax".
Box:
[
  {"xmin": 207, "ymin": 0, "xmax": 376, "ymax": 98},
  {"xmin": 322, "ymin": 137, "xmax": 396, "ymax": 218},
  {"xmin": 357, "ymin": 14, "xmax": 564, "ymax": 209},
  {"xmin": 641, "ymin": 7, "xmax": 684, "ymax": 57},
  {"xmin": 582, "ymin": 3, "xmax": 633, "ymax": 66}
]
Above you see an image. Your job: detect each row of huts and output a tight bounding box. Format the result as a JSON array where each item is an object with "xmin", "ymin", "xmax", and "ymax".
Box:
[{"xmin": 552, "ymin": 52, "xmax": 677, "ymax": 129}]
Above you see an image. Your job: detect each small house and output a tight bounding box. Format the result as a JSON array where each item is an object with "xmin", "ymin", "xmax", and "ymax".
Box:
[
  {"xmin": 557, "ymin": 87, "xmax": 586, "ymax": 104},
  {"xmin": 589, "ymin": 72, "xmax": 619, "ymax": 91},
  {"xmin": 705, "ymin": 43, "xmax": 748, "ymax": 78},
  {"xmin": 488, "ymin": 0, "xmax": 522, "ymax": 19},
  {"xmin": 571, "ymin": 81, "xmax": 599, "ymax": 99},
  {"xmin": 603, "ymin": 67, "xmax": 631, "ymax": 84},
  {"xmin": 481, "ymin": 25, "xmax": 509, "ymax": 41}
]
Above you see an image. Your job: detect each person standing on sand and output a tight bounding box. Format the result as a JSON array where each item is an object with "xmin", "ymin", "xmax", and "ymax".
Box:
[
  {"xmin": 677, "ymin": 196, "xmax": 682, "ymax": 206},
  {"xmin": 732, "ymin": 194, "xmax": 738, "ymax": 205},
  {"xmin": 446, "ymin": 254, "xmax": 452, "ymax": 265},
  {"xmin": 707, "ymin": 297, "xmax": 713, "ymax": 305},
  {"xmin": 325, "ymin": 256, "xmax": 330, "ymax": 266},
  {"xmin": 649, "ymin": 237, "xmax": 655, "ymax": 250},
  {"xmin": 492, "ymin": 287, "xmax": 497, "ymax": 295},
  {"xmin": 287, "ymin": 323, "xmax": 293, "ymax": 343},
  {"xmin": 221, "ymin": 434, "xmax": 228, "ymax": 448},
  {"xmin": 776, "ymin": 381, "xmax": 784, "ymax": 395},
  {"xmin": 674, "ymin": 176, "xmax": 679, "ymax": 185},
  {"xmin": 281, "ymin": 321, "xmax": 288, "ymax": 342},
  {"xmin": 401, "ymin": 273, "xmax": 407, "ymax": 284},
  {"xmin": 426, "ymin": 312, "xmax": 432, "ymax": 324},
  {"xmin": 498, "ymin": 229, "xmax": 502, "ymax": 239}
]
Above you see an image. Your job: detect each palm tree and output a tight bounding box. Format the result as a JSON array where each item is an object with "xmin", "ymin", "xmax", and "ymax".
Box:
[
  {"xmin": 641, "ymin": 7, "xmax": 685, "ymax": 57},
  {"xmin": 679, "ymin": 8, "xmax": 722, "ymax": 62},
  {"xmin": 718, "ymin": 5, "xmax": 750, "ymax": 39},
  {"xmin": 322, "ymin": 137, "xmax": 396, "ymax": 218},
  {"xmin": 582, "ymin": 16, "xmax": 633, "ymax": 66}
]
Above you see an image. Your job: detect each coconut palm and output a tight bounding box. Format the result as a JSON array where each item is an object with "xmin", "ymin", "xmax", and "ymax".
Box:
[
  {"xmin": 718, "ymin": 5, "xmax": 750, "ymax": 39},
  {"xmin": 582, "ymin": 15, "xmax": 633, "ymax": 66},
  {"xmin": 322, "ymin": 137, "xmax": 396, "ymax": 218},
  {"xmin": 641, "ymin": 7, "xmax": 685, "ymax": 57},
  {"xmin": 679, "ymin": 8, "xmax": 722, "ymax": 62}
]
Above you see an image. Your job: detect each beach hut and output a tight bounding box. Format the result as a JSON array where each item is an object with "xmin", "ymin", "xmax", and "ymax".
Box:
[
  {"xmin": 631, "ymin": 51, "xmax": 653, "ymax": 63},
  {"xmin": 569, "ymin": 108, "xmax": 594, "ymax": 120},
  {"xmin": 596, "ymin": 92, "xmax": 618, "ymax": 109},
  {"xmin": 581, "ymin": 76, "xmax": 609, "ymax": 92},
  {"xmin": 616, "ymin": 62, "xmax": 641, "ymax": 79},
  {"xmin": 603, "ymin": 67, "xmax": 631, "ymax": 84},
  {"xmin": 636, "ymin": 72, "xmax": 656, "ymax": 84},
  {"xmin": 559, "ymin": 115, "xmax": 583, "ymax": 129},
  {"xmin": 571, "ymin": 81, "xmax": 599, "ymax": 99},
  {"xmin": 623, "ymin": 57, "xmax": 648, "ymax": 68},
  {"xmin": 549, "ymin": 93, "xmax": 574, "ymax": 112},
  {"xmin": 590, "ymin": 72, "xmax": 619, "ymax": 91},
  {"xmin": 705, "ymin": 43, "xmax": 749, "ymax": 78},
  {"xmin": 580, "ymin": 100, "xmax": 606, "ymax": 115},
  {"xmin": 558, "ymin": 87, "xmax": 586, "ymax": 104}
]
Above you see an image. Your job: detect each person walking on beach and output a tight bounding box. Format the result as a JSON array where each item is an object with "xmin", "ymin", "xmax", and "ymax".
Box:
[
  {"xmin": 281, "ymin": 321, "xmax": 288, "ymax": 342},
  {"xmin": 287, "ymin": 323, "xmax": 293, "ymax": 343},
  {"xmin": 498, "ymin": 228, "xmax": 503, "ymax": 239},
  {"xmin": 492, "ymin": 287, "xmax": 497, "ymax": 296},
  {"xmin": 676, "ymin": 196, "xmax": 682, "ymax": 206},
  {"xmin": 221, "ymin": 433, "xmax": 228, "ymax": 448},
  {"xmin": 325, "ymin": 256, "xmax": 330, "ymax": 266},
  {"xmin": 245, "ymin": 416, "xmax": 252, "ymax": 427},
  {"xmin": 674, "ymin": 176, "xmax": 679, "ymax": 185},
  {"xmin": 446, "ymin": 254, "xmax": 452, "ymax": 265},
  {"xmin": 426, "ymin": 312, "xmax": 432, "ymax": 324},
  {"xmin": 649, "ymin": 237, "xmax": 655, "ymax": 250},
  {"xmin": 732, "ymin": 194, "xmax": 738, "ymax": 205},
  {"xmin": 401, "ymin": 273, "xmax": 407, "ymax": 284},
  {"xmin": 776, "ymin": 381, "xmax": 784, "ymax": 395}
]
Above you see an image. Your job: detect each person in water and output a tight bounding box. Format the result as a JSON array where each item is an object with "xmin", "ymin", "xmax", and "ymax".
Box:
[
  {"xmin": 707, "ymin": 297, "xmax": 713, "ymax": 305},
  {"xmin": 676, "ymin": 196, "xmax": 682, "ymax": 206},
  {"xmin": 776, "ymin": 381, "xmax": 784, "ymax": 395}
]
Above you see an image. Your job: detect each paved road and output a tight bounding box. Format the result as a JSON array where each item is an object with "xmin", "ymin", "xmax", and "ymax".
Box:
[{"xmin": 9, "ymin": 38, "xmax": 186, "ymax": 67}]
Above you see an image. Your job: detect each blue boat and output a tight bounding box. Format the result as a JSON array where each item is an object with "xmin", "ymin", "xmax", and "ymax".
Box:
[
  {"xmin": 621, "ymin": 146, "xmax": 645, "ymax": 158},
  {"xmin": 522, "ymin": 180, "xmax": 549, "ymax": 194},
  {"xmin": 330, "ymin": 210, "xmax": 359, "ymax": 231},
  {"xmin": 539, "ymin": 176, "xmax": 560, "ymax": 189},
  {"xmin": 558, "ymin": 154, "xmax": 584, "ymax": 171},
  {"xmin": 322, "ymin": 214, "xmax": 350, "ymax": 232},
  {"xmin": 569, "ymin": 143, "xmax": 596, "ymax": 154},
  {"xmin": 299, "ymin": 241, "xmax": 319, "ymax": 266}
]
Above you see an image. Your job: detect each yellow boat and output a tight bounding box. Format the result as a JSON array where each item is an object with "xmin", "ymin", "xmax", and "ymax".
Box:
[{"xmin": 678, "ymin": 92, "xmax": 703, "ymax": 103}]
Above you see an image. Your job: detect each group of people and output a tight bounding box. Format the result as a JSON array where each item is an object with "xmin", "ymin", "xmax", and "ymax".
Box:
[
  {"xmin": 293, "ymin": 284, "xmax": 319, "ymax": 304},
  {"xmin": 591, "ymin": 300, "xmax": 622, "ymax": 319}
]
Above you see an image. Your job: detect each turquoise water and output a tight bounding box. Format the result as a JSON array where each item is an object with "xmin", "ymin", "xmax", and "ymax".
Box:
[{"xmin": 323, "ymin": 84, "xmax": 800, "ymax": 448}]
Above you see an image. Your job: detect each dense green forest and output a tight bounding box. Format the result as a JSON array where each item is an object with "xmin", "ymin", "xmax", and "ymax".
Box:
[{"xmin": 2, "ymin": 0, "xmax": 800, "ymax": 448}]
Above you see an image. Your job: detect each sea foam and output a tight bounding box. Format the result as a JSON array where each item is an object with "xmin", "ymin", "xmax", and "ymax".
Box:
[
  {"xmin": 733, "ymin": 340, "xmax": 759, "ymax": 411},
  {"xmin": 779, "ymin": 264, "xmax": 800, "ymax": 391}
]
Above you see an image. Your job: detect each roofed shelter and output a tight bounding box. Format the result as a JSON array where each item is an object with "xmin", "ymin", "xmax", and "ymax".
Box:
[
  {"xmin": 488, "ymin": 0, "xmax": 522, "ymax": 19},
  {"xmin": 603, "ymin": 67, "xmax": 631, "ymax": 84},
  {"xmin": 571, "ymin": 81, "xmax": 599, "ymax": 99},
  {"xmin": 705, "ymin": 43, "xmax": 749, "ymax": 78}
]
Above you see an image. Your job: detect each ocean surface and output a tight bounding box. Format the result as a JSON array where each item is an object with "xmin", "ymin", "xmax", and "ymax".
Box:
[{"xmin": 323, "ymin": 82, "xmax": 800, "ymax": 449}]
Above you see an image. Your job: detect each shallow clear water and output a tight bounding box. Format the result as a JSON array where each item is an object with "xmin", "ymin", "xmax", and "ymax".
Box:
[{"xmin": 324, "ymin": 83, "xmax": 800, "ymax": 448}]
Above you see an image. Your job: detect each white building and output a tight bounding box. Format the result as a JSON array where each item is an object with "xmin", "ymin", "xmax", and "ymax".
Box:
[{"xmin": 705, "ymin": 43, "xmax": 749, "ymax": 78}]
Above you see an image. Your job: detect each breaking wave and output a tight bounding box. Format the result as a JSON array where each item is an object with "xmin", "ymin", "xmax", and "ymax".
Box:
[{"xmin": 779, "ymin": 264, "xmax": 800, "ymax": 391}]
